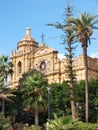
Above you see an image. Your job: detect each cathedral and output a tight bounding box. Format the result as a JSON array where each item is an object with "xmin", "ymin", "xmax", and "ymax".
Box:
[{"xmin": 10, "ymin": 28, "xmax": 98, "ymax": 88}]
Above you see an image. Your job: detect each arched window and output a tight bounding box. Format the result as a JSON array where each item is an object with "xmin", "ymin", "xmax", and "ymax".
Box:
[{"xmin": 18, "ymin": 61, "xmax": 22, "ymax": 74}]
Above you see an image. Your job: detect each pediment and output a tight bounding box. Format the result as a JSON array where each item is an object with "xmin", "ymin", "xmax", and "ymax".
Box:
[{"xmin": 35, "ymin": 43, "xmax": 57, "ymax": 56}]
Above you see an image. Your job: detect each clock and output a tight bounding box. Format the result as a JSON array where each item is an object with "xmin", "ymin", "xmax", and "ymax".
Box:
[{"xmin": 40, "ymin": 62, "xmax": 46, "ymax": 71}]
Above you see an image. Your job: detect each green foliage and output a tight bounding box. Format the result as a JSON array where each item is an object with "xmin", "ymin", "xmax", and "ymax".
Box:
[
  {"xmin": 5, "ymin": 89, "xmax": 22, "ymax": 121},
  {"xmin": 50, "ymin": 82, "xmax": 71, "ymax": 118},
  {"xmin": 0, "ymin": 55, "xmax": 13, "ymax": 81},
  {"xmin": 73, "ymin": 121, "xmax": 98, "ymax": 130},
  {"xmin": 74, "ymin": 78, "xmax": 98, "ymax": 122},
  {"xmin": 67, "ymin": 12, "xmax": 98, "ymax": 123},
  {"xmin": 0, "ymin": 75, "xmax": 4, "ymax": 88},
  {"xmin": 42, "ymin": 79, "xmax": 96, "ymax": 123},
  {"xmin": 18, "ymin": 69, "xmax": 48, "ymax": 125},
  {"xmin": 0, "ymin": 113, "xmax": 11, "ymax": 130},
  {"xmin": 49, "ymin": 114, "xmax": 98, "ymax": 130},
  {"xmin": 67, "ymin": 12, "xmax": 98, "ymax": 45},
  {"xmin": 28, "ymin": 125, "xmax": 41, "ymax": 130},
  {"xmin": 49, "ymin": 114, "xmax": 73, "ymax": 130},
  {"xmin": 0, "ymin": 55, "xmax": 14, "ymax": 115},
  {"xmin": 18, "ymin": 69, "xmax": 47, "ymax": 112},
  {"xmin": 47, "ymin": 5, "xmax": 77, "ymax": 120},
  {"xmin": 74, "ymin": 80, "xmax": 85, "ymax": 120},
  {"xmin": 88, "ymin": 78, "xmax": 98, "ymax": 122}
]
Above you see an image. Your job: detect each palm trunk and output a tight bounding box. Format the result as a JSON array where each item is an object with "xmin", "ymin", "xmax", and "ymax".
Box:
[
  {"xmin": 35, "ymin": 111, "xmax": 39, "ymax": 126},
  {"xmin": 83, "ymin": 46, "xmax": 88, "ymax": 123}
]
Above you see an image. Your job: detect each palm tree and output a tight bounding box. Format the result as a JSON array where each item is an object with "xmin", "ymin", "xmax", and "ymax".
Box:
[
  {"xmin": 0, "ymin": 55, "xmax": 13, "ymax": 115},
  {"xmin": 19, "ymin": 69, "xmax": 47, "ymax": 126},
  {"xmin": 67, "ymin": 13, "xmax": 98, "ymax": 122},
  {"xmin": 0, "ymin": 55, "xmax": 13, "ymax": 78}
]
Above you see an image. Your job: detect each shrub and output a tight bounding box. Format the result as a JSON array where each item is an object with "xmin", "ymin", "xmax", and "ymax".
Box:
[
  {"xmin": 0, "ymin": 113, "xmax": 11, "ymax": 130},
  {"xmin": 28, "ymin": 124, "xmax": 41, "ymax": 130},
  {"xmin": 48, "ymin": 114, "xmax": 98, "ymax": 130}
]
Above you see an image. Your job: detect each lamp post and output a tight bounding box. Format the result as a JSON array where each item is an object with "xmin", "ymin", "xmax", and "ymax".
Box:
[
  {"xmin": 47, "ymin": 86, "xmax": 51, "ymax": 121},
  {"xmin": 21, "ymin": 111, "xmax": 24, "ymax": 130},
  {"xmin": 47, "ymin": 86, "xmax": 51, "ymax": 130}
]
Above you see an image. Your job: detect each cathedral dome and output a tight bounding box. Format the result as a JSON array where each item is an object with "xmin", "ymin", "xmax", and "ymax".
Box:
[{"xmin": 17, "ymin": 28, "xmax": 38, "ymax": 51}]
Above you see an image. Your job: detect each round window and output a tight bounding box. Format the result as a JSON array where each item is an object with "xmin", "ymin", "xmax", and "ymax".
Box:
[{"xmin": 40, "ymin": 62, "xmax": 46, "ymax": 71}]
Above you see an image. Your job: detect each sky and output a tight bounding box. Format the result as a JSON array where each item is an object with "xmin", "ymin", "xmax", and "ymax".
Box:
[{"xmin": 0, "ymin": 0, "xmax": 98, "ymax": 59}]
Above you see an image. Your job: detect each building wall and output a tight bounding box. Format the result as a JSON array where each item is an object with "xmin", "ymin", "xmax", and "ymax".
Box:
[{"xmin": 10, "ymin": 28, "xmax": 98, "ymax": 88}]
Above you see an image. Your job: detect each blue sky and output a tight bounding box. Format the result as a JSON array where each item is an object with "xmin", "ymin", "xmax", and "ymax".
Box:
[{"xmin": 0, "ymin": 0, "xmax": 98, "ymax": 58}]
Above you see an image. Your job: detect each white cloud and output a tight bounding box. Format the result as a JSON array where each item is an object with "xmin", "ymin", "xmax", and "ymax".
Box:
[
  {"xmin": 58, "ymin": 52, "xmax": 98, "ymax": 59},
  {"xmin": 90, "ymin": 52, "xmax": 98, "ymax": 58},
  {"xmin": 58, "ymin": 53, "xmax": 65, "ymax": 59}
]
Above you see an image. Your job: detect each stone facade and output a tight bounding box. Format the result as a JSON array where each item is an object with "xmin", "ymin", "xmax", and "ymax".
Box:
[{"xmin": 10, "ymin": 28, "xmax": 98, "ymax": 88}]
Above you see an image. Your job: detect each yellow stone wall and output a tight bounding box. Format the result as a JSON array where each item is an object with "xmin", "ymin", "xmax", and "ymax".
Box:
[{"xmin": 10, "ymin": 28, "xmax": 98, "ymax": 88}]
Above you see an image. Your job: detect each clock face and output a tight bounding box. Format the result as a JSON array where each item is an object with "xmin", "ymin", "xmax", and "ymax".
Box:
[{"xmin": 40, "ymin": 62, "xmax": 46, "ymax": 71}]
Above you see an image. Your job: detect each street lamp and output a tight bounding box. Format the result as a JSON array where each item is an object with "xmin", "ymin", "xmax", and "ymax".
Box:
[
  {"xmin": 47, "ymin": 86, "xmax": 51, "ymax": 130},
  {"xmin": 21, "ymin": 111, "xmax": 24, "ymax": 130},
  {"xmin": 47, "ymin": 86, "xmax": 51, "ymax": 121}
]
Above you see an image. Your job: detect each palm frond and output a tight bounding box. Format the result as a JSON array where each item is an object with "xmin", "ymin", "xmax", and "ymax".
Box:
[
  {"xmin": 0, "ymin": 93, "xmax": 14, "ymax": 102},
  {"xmin": 92, "ymin": 26, "xmax": 98, "ymax": 30}
]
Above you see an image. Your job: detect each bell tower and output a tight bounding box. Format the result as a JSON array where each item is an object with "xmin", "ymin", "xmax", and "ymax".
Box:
[
  {"xmin": 11, "ymin": 28, "xmax": 38, "ymax": 88},
  {"xmin": 17, "ymin": 28, "xmax": 38, "ymax": 51}
]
